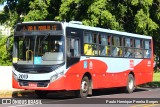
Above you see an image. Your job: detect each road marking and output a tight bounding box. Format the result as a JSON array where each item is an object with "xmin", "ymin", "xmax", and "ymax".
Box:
[
  {"xmin": 130, "ymin": 104, "xmax": 159, "ymax": 107},
  {"xmin": 130, "ymin": 104, "xmax": 149, "ymax": 107},
  {"xmin": 43, "ymin": 97, "xmax": 82, "ymax": 104},
  {"xmin": 143, "ymin": 104, "xmax": 159, "ymax": 107}
]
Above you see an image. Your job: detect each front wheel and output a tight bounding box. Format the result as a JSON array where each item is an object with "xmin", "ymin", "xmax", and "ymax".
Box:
[
  {"xmin": 75, "ymin": 76, "xmax": 90, "ymax": 98},
  {"xmin": 126, "ymin": 74, "xmax": 135, "ymax": 93}
]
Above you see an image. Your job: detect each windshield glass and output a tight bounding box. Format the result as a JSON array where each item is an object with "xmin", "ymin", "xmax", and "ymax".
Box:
[{"xmin": 14, "ymin": 35, "xmax": 64, "ymax": 65}]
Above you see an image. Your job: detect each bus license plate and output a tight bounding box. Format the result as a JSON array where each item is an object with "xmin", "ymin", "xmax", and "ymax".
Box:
[{"xmin": 29, "ymin": 83, "xmax": 37, "ymax": 87}]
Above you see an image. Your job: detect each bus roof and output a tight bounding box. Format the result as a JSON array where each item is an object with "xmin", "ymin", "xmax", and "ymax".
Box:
[
  {"xmin": 65, "ymin": 22, "xmax": 152, "ymax": 39},
  {"xmin": 18, "ymin": 21, "xmax": 60, "ymax": 24},
  {"xmin": 18, "ymin": 21, "xmax": 152, "ymax": 39}
]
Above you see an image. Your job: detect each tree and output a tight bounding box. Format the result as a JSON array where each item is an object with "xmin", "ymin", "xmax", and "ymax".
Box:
[
  {"xmin": 24, "ymin": 0, "xmax": 50, "ymax": 21},
  {"xmin": 131, "ymin": 0, "xmax": 159, "ymax": 35},
  {"xmin": 0, "ymin": 36, "xmax": 12, "ymax": 65},
  {"xmin": 57, "ymin": 0, "xmax": 122, "ymax": 30},
  {"xmin": 150, "ymin": 0, "xmax": 160, "ymax": 68}
]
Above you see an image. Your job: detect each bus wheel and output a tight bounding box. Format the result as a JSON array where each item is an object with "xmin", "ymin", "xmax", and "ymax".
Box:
[
  {"xmin": 126, "ymin": 74, "xmax": 135, "ymax": 93},
  {"xmin": 76, "ymin": 76, "xmax": 90, "ymax": 98},
  {"xmin": 35, "ymin": 90, "xmax": 48, "ymax": 98}
]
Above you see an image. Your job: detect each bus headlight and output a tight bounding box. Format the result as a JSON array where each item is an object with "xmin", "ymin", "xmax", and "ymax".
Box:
[
  {"xmin": 57, "ymin": 71, "xmax": 64, "ymax": 77},
  {"xmin": 50, "ymin": 71, "xmax": 64, "ymax": 82},
  {"xmin": 12, "ymin": 67, "xmax": 18, "ymax": 81},
  {"xmin": 13, "ymin": 73, "xmax": 18, "ymax": 81},
  {"xmin": 50, "ymin": 74, "xmax": 58, "ymax": 82}
]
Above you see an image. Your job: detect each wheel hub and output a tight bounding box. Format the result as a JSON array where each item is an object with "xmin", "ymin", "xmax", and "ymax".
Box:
[
  {"xmin": 81, "ymin": 81, "xmax": 88, "ymax": 92},
  {"xmin": 129, "ymin": 79, "xmax": 134, "ymax": 89}
]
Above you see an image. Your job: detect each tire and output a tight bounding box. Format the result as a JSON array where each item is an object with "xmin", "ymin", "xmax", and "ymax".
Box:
[
  {"xmin": 75, "ymin": 76, "xmax": 90, "ymax": 98},
  {"xmin": 35, "ymin": 90, "xmax": 48, "ymax": 98},
  {"xmin": 126, "ymin": 74, "xmax": 135, "ymax": 93}
]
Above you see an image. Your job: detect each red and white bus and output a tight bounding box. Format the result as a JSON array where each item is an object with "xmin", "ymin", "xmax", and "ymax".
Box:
[{"xmin": 6, "ymin": 21, "xmax": 154, "ymax": 98}]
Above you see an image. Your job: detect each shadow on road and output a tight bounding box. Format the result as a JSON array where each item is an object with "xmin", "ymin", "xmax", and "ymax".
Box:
[
  {"xmin": 92, "ymin": 87, "xmax": 148, "ymax": 96},
  {"xmin": 12, "ymin": 87, "xmax": 149, "ymax": 100}
]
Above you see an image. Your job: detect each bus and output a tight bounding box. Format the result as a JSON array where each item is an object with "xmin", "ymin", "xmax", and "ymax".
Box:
[{"xmin": 6, "ymin": 21, "xmax": 154, "ymax": 98}]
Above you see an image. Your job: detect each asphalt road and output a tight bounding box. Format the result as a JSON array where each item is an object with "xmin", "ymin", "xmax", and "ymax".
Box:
[{"xmin": 1, "ymin": 87, "xmax": 160, "ymax": 107}]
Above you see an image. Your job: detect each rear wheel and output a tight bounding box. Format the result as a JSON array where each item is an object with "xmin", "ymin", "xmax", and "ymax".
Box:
[
  {"xmin": 126, "ymin": 74, "xmax": 135, "ymax": 93},
  {"xmin": 75, "ymin": 76, "xmax": 90, "ymax": 98},
  {"xmin": 35, "ymin": 90, "xmax": 48, "ymax": 98}
]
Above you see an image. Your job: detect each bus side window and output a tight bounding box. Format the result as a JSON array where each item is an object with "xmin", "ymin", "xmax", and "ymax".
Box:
[
  {"xmin": 118, "ymin": 37, "xmax": 123, "ymax": 57},
  {"xmin": 84, "ymin": 44, "xmax": 93, "ymax": 55},
  {"xmin": 135, "ymin": 39, "xmax": 143, "ymax": 58},
  {"xmin": 99, "ymin": 33, "xmax": 109, "ymax": 56},
  {"xmin": 67, "ymin": 38, "xmax": 80, "ymax": 57},
  {"xmin": 83, "ymin": 31, "xmax": 98, "ymax": 56},
  {"xmin": 144, "ymin": 40, "xmax": 150, "ymax": 58},
  {"xmin": 111, "ymin": 36, "xmax": 121, "ymax": 57},
  {"xmin": 124, "ymin": 37, "xmax": 131, "ymax": 57}
]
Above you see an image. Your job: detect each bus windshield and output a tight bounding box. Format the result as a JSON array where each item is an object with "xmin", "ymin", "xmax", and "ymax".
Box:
[{"xmin": 14, "ymin": 35, "xmax": 64, "ymax": 65}]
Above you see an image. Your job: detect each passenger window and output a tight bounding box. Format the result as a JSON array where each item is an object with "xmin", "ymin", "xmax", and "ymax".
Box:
[
  {"xmin": 144, "ymin": 40, "xmax": 151, "ymax": 58},
  {"xmin": 111, "ymin": 36, "xmax": 122, "ymax": 57},
  {"xmin": 84, "ymin": 32, "xmax": 92, "ymax": 43},
  {"xmin": 124, "ymin": 38, "xmax": 131, "ymax": 57},
  {"xmin": 83, "ymin": 31, "xmax": 98, "ymax": 56},
  {"xmin": 99, "ymin": 34, "xmax": 110, "ymax": 56},
  {"xmin": 135, "ymin": 39, "xmax": 142, "ymax": 58}
]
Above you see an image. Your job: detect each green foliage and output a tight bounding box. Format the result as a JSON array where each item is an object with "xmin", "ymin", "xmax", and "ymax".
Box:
[
  {"xmin": 134, "ymin": 9, "xmax": 159, "ymax": 35},
  {"xmin": 0, "ymin": 36, "xmax": 12, "ymax": 66},
  {"xmin": 83, "ymin": 0, "xmax": 122, "ymax": 30},
  {"xmin": 55, "ymin": 0, "xmax": 81, "ymax": 21},
  {"xmin": 24, "ymin": 0, "xmax": 50, "ymax": 21}
]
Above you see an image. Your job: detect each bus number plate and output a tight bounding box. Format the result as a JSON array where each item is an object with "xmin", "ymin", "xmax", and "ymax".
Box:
[{"xmin": 29, "ymin": 82, "xmax": 37, "ymax": 87}]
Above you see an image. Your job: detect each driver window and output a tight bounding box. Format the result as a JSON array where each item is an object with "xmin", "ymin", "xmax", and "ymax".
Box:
[{"xmin": 67, "ymin": 38, "xmax": 80, "ymax": 57}]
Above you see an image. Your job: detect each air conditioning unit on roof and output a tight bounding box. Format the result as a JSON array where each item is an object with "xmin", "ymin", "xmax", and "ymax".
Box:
[{"xmin": 69, "ymin": 21, "xmax": 82, "ymax": 25}]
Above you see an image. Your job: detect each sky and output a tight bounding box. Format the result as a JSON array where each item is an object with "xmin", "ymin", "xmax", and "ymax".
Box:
[{"xmin": 0, "ymin": 2, "xmax": 6, "ymax": 11}]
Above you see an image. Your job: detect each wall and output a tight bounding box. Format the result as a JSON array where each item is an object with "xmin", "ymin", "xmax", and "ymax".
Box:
[{"xmin": 0, "ymin": 66, "xmax": 15, "ymax": 90}]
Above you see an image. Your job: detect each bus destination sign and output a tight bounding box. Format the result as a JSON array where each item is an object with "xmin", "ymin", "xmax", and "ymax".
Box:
[{"xmin": 16, "ymin": 23, "xmax": 62, "ymax": 31}]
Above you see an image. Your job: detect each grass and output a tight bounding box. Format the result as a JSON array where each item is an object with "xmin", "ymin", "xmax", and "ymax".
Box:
[{"xmin": 153, "ymin": 73, "xmax": 160, "ymax": 82}]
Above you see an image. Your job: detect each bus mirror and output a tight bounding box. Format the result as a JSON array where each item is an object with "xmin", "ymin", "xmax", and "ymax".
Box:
[
  {"xmin": 6, "ymin": 37, "xmax": 10, "ymax": 51},
  {"xmin": 6, "ymin": 35, "xmax": 13, "ymax": 55}
]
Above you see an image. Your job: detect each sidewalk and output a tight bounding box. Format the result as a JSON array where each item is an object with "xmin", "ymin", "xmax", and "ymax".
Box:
[
  {"xmin": 0, "ymin": 66, "xmax": 14, "ymax": 90},
  {"xmin": 0, "ymin": 90, "xmax": 35, "ymax": 98}
]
